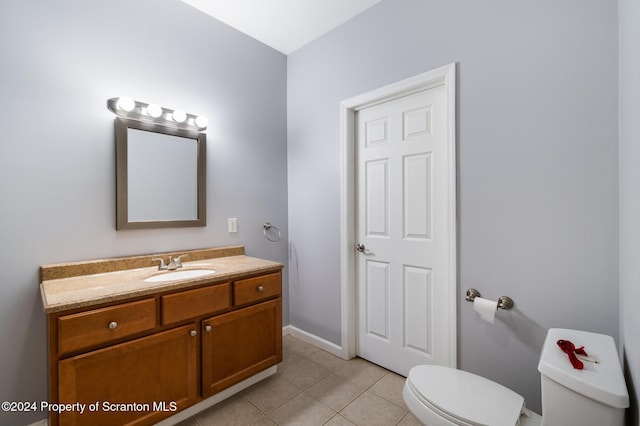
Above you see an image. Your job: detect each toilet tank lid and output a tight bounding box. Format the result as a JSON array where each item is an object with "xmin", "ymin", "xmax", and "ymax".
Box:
[{"xmin": 537, "ymin": 328, "xmax": 629, "ymax": 409}]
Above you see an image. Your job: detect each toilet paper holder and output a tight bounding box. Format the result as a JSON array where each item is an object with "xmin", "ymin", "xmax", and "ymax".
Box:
[{"xmin": 465, "ymin": 289, "xmax": 514, "ymax": 310}]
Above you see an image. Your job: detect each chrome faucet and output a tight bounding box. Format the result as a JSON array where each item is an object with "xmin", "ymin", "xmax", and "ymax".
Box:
[
  {"xmin": 151, "ymin": 257, "xmax": 168, "ymax": 270},
  {"xmin": 168, "ymin": 253, "xmax": 188, "ymax": 270},
  {"xmin": 151, "ymin": 253, "xmax": 188, "ymax": 271}
]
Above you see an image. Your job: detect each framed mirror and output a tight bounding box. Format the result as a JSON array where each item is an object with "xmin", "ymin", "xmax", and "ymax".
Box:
[{"xmin": 115, "ymin": 117, "xmax": 206, "ymax": 230}]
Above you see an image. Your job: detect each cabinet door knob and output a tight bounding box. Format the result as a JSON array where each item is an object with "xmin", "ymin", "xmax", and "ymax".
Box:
[
  {"xmin": 257, "ymin": 285, "xmax": 264, "ymax": 292},
  {"xmin": 108, "ymin": 321, "xmax": 118, "ymax": 330},
  {"xmin": 205, "ymin": 325, "xmax": 212, "ymax": 332},
  {"xmin": 190, "ymin": 330, "xmax": 197, "ymax": 337}
]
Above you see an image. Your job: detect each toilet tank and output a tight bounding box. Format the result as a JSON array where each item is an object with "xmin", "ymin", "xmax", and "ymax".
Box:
[{"xmin": 537, "ymin": 328, "xmax": 629, "ymax": 426}]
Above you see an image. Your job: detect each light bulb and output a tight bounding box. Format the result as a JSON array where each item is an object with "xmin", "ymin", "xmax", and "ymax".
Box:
[
  {"xmin": 172, "ymin": 109, "xmax": 187, "ymax": 123},
  {"xmin": 195, "ymin": 115, "xmax": 208, "ymax": 129},
  {"xmin": 116, "ymin": 96, "xmax": 135, "ymax": 112},
  {"xmin": 147, "ymin": 104, "xmax": 163, "ymax": 118}
]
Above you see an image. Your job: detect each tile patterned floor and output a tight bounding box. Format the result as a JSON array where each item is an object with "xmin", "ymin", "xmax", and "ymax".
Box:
[{"xmin": 178, "ymin": 335, "xmax": 420, "ymax": 426}]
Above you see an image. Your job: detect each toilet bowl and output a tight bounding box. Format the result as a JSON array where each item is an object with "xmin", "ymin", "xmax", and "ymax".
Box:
[{"xmin": 403, "ymin": 328, "xmax": 629, "ymax": 426}]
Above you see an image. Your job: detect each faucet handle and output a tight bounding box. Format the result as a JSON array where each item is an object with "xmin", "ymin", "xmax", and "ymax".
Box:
[
  {"xmin": 151, "ymin": 257, "xmax": 168, "ymax": 270},
  {"xmin": 174, "ymin": 253, "xmax": 189, "ymax": 268}
]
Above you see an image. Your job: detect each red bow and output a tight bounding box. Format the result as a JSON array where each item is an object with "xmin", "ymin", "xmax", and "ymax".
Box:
[{"xmin": 557, "ymin": 339, "xmax": 588, "ymax": 370}]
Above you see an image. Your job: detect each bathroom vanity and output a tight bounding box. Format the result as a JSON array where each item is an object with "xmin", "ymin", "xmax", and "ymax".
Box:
[{"xmin": 40, "ymin": 246, "xmax": 283, "ymax": 426}]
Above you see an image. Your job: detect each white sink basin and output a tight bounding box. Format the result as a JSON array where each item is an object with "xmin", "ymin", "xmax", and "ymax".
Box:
[{"xmin": 144, "ymin": 269, "xmax": 216, "ymax": 283}]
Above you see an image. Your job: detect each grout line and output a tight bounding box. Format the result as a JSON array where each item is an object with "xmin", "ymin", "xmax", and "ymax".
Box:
[{"xmin": 396, "ymin": 411, "xmax": 413, "ymax": 425}]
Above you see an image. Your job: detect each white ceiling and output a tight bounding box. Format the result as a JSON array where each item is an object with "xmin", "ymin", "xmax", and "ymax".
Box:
[{"xmin": 180, "ymin": 0, "xmax": 384, "ymax": 55}]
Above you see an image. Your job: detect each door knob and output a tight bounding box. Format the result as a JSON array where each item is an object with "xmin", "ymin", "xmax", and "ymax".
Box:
[{"xmin": 356, "ymin": 243, "xmax": 371, "ymax": 254}]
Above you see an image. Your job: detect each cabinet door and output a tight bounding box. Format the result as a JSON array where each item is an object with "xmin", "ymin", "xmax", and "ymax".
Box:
[
  {"xmin": 58, "ymin": 325, "xmax": 198, "ymax": 426},
  {"xmin": 202, "ymin": 299, "xmax": 282, "ymax": 397}
]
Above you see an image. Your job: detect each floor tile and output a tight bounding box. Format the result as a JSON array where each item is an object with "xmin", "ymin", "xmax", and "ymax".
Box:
[
  {"xmin": 307, "ymin": 349, "xmax": 352, "ymax": 371},
  {"xmin": 334, "ymin": 357, "xmax": 388, "ymax": 388},
  {"xmin": 280, "ymin": 358, "xmax": 330, "ymax": 389},
  {"xmin": 340, "ymin": 390, "xmax": 407, "ymax": 426},
  {"xmin": 398, "ymin": 411, "xmax": 422, "ymax": 425},
  {"xmin": 306, "ymin": 374, "xmax": 365, "ymax": 411},
  {"xmin": 369, "ymin": 372, "xmax": 408, "ymax": 409},
  {"xmin": 243, "ymin": 376, "xmax": 300, "ymax": 412},
  {"xmin": 277, "ymin": 346, "xmax": 305, "ymax": 371},
  {"xmin": 268, "ymin": 392, "xmax": 335, "ymax": 425},
  {"xmin": 193, "ymin": 394, "xmax": 262, "ymax": 426},
  {"xmin": 283, "ymin": 335, "xmax": 322, "ymax": 358}
]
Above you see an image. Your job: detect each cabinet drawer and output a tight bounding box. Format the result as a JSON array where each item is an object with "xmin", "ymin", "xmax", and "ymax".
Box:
[
  {"xmin": 58, "ymin": 298, "xmax": 156, "ymax": 355},
  {"xmin": 162, "ymin": 283, "xmax": 230, "ymax": 325},
  {"xmin": 233, "ymin": 272, "xmax": 281, "ymax": 306}
]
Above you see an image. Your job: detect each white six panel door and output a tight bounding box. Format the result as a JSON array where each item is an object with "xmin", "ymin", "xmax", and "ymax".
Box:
[{"xmin": 356, "ymin": 85, "xmax": 453, "ymax": 375}]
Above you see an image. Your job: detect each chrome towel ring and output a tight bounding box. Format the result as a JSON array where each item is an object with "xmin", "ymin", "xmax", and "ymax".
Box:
[{"xmin": 263, "ymin": 222, "xmax": 281, "ymax": 242}]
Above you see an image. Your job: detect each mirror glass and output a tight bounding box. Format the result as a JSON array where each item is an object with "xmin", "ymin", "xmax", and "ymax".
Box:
[{"xmin": 115, "ymin": 117, "xmax": 206, "ymax": 229}]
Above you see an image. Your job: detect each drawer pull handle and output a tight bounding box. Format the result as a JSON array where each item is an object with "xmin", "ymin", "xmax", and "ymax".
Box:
[
  {"xmin": 108, "ymin": 321, "xmax": 118, "ymax": 330},
  {"xmin": 257, "ymin": 285, "xmax": 264, "ymax": 292},
  {"xmin": 190, "ymin": 330, "xmax": 197, "ymax": 337},
  {"xmin": 205, "ymin": 325, "xmax": 212, "ymax": 332}
]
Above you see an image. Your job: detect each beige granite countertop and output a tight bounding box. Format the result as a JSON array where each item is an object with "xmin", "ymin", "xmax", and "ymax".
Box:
[{"xmin": 40, "ymin": 248, "xmax": 283, "ymax": 313}]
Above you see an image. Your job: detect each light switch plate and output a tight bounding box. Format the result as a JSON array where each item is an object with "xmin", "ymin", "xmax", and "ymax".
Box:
[{"xmin": 228, "ymin": 218, "xmax": 237, "ymax": 233}]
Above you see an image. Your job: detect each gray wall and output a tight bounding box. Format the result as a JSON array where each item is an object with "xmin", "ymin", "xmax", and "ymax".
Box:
[
  {"xmin": 1, "ymin": 0, "xmax": 633, "ymax": 424},
  {"xmin": 619, "ymin": 0, "xmax": 640, "ymax": 423},
  {"xmin": 0, "ymin": 1, "xmax": 287, "ymax": 425},
  {"xmin": 287, "ymin": 0, "xmax": 619, "ymax": 413}
]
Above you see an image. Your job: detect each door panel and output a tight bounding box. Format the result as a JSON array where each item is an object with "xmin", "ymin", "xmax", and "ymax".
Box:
[
  {"xmin": 403, "ymin": 265, "xmax": 433, "ymax": 355},
  {"xmin": 403, "ymin": 153, "xmax": 431, "ymax": 239},
  {"xmin": 365, "ymin": 159, "xmax": 389, "ymax": 236},
  {"xmin": 365, "ymin": 260, "xmax": 390, "ymax": 340}
]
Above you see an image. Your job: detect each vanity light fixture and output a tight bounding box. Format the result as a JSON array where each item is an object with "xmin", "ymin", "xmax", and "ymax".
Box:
[
  {"xmin": 146, "ymin": 103, "xmax": 163, "ymax": 118},
  {"xmin": 172, "ymin": 109, "xmax": 187, "ymax": 123},
  {"xmin": 116, "ymin": 96, "xmax": 135, "ymax": 112},
  {"xmin": 107, "ymin": 97, "xmax": 208, "ymax": 131},
  {"xmin": 195, "ymin": 115, "xmax": 209, "ymax": 129}
]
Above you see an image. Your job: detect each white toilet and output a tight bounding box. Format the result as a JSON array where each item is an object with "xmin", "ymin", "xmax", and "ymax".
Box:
[{"xmin": 403, "ymin": 328, "xmax": 629, "ymax": 425}]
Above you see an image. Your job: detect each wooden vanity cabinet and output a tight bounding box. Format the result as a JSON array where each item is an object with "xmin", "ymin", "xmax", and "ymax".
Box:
[{"xmin": 47, "ymin": 270, "xmax": 282, "ymax": 426}]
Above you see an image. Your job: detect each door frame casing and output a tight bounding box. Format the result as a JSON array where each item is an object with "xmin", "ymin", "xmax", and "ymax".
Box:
[{"xmin": 339, "ymin": 63, "xmax": 457, "ymax": 366}]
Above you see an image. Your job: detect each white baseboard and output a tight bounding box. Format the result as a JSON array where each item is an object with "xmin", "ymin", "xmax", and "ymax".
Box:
[{"xmin": 282, "ymin": 325, "xmax": 344, "ymax": 359}]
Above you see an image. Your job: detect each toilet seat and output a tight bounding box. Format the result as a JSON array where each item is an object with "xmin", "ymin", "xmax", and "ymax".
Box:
[{"xmin": 405, "ymin": 365, "xmax": 525, "ymax": 426}]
